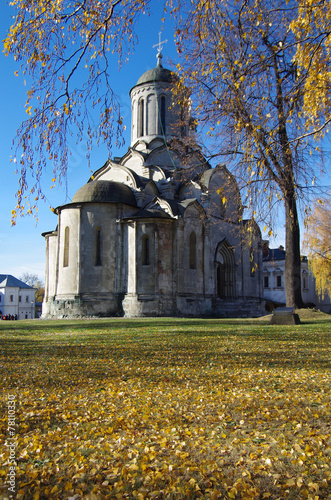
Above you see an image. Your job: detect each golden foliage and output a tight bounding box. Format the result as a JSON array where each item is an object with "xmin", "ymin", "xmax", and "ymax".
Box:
[
  {"xmin": 290, "ymin": 0, "xmax": 331, "ymax": 134},
  {"xmin": 1, "ymin": 317, "xmax": 331, "ymax": 499},
  {"xmin": 3, "ymin": 0, "xmax": 149, "ymax": 222},
  {"xmin": 172, "ymin": 0, "xmax": 318, "ymax": 308},
  {"xmin": 304, "ymin": 197, "xmax": 331, "ymax": 299}
]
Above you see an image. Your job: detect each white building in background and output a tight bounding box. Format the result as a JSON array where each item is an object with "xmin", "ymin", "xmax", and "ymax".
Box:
[
  {"xmin": 0, "ymin": 275, "xmax": 36, "ymax": 319},
  {"xmin": 262, "ymin": 243, "xmax": 331, "ymax": 313}
]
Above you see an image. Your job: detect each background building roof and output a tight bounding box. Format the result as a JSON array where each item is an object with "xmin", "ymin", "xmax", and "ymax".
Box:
[
  {"xmin": 263, "ymin": 247, "xmax": 286, "ymax": 262},
  {"xmin": 0, "ymin": 275, "xmax": 35, "ymax": 289}
]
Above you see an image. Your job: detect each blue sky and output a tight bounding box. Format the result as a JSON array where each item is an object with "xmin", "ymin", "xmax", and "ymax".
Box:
[{"xmin": 1, "ymin": 2, "xmax": 328, "ymax": 282}]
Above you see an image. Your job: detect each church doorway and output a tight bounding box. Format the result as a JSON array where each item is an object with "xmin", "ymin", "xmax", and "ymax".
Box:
[{"xmin": 215, "ymin": 240, "xmax": 236, "ymax": 299}]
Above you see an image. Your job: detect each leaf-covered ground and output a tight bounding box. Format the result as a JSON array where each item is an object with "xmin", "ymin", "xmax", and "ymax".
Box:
[{"xmin": 0, "ymin": 313, "xmax": 330, "ymax": 499}]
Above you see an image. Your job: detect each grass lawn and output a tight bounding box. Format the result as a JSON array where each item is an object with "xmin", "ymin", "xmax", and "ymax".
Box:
[{"xmin": 0, "ymin": 311, "xmax": 330, "ymax": 499}]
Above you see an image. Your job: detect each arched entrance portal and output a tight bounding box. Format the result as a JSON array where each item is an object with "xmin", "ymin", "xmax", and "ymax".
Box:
[{"xmin": 215, "ymin": 240, "xmax": 236, "ymax": 299}]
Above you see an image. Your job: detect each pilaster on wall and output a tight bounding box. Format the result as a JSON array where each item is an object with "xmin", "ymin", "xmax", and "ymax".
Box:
[
  {"xmin": 127, "ymin": 222, "xmax": 137, "ymax": 295},
  {"xmin": 203, "ymin": 224, "xmax": 213, "ymax": 296},
  {"xmin": 77, "ymin": 205, "xmax": 82, "ymax": 296}
]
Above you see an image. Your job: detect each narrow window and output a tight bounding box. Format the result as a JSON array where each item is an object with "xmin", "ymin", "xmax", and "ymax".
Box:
[
  {"xmin": 264, "ymin": 276, "xmax": 269, "ymax": 288},
  {"xmin": 277, "ymin": 275, "xmax": 282, "ymax": 288},
  {"xmin": 10, "ymin": 295, "xmax": 14, "ymax": 302},
  {"xmin": 139, "ymin": 99, "xmax": 144, "ymax": 136},
  {"xmin": 63, "ymin": 226, "xmax": 69, "ymax": 267},
  {"xmin": 142, "ymin": 235, "xmax": 150, "ymax": 266},
  {"xmin": 26, "ymin": 296, "xmax": 29, "ymax": 303},
  {"xmin": 160, "ymin": 96, "xmax": 166, "ymax": 134},
  {"xmin": 19, "ymin": 295, "xmax": 22, "ymax": 302},
  {"xmin": 95, "ymin": 227, "xmax": 102, "ymax": 266},
  {"xmin": 189, "ymin": 232, "xmax": 197, "ymax": 269}
]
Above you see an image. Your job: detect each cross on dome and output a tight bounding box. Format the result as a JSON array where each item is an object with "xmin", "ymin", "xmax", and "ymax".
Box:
[{"xmin": 153, "ymin": 31, "xmax": 168, "ymax": 66}]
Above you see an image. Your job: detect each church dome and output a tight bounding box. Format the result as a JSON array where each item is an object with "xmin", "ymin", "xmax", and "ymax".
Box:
[
  {"xmin": 72, "ymin": 180, "xmax": 137, "ymax": 206},
  {"xmin": 136, "ymin": 65, "xmax": 177, "ymax": 86}
]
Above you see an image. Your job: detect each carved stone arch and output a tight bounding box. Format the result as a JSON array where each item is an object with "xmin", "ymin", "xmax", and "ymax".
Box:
[
  {"xmin": 92, "ymin": 161, "xmax": 142, "ymax": 189},
  {"xmin": 178, "ymin": 180, "xmax": 202, "ymax": 201},
  {"xmin": 144, "ymin": 197, "xmax": 175, "ymax": 217},
  {"xmin": 182, "ymin": 200, "xmax": 206, "ymax": 220},
  {"xmin": 145, "ymin": 180, "xmax": 159, "ymax": 197},
  {"xmin": 147, "ymin": 144, "xmax": 182, "ymax": 169},
  {"xmin": 149, "ymin": 166, "xmax": 166, "ymax": 182},
  {"xmin": 201, "ymin": 165, "xmax": 243, "ymax": 221},
  {"xmin": 215, "ymin": 239, "xmax": 236, "ymax": 299}
]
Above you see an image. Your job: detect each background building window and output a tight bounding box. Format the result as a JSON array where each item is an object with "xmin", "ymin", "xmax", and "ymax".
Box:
[
  {"xmin": 264, "ymin": 276, "xmax": 269, "ymax": 288},
  {"xmin": 277, "ymin": 275, "xmax": 282, "ymax": 288},
  {"xmin": 63, "ymin": 226, "xmax": 69, "ymax": 267},
  {"xmin": 19, "ymin": 295, "xmax": 22, "ymax": 302},
  {"xmin": 10, "ymin": 295, "xmax": 13, "ymax": 302},
  {"xmin": 142, "ymin": 235, "xmax": 150, "ymax": 266}
]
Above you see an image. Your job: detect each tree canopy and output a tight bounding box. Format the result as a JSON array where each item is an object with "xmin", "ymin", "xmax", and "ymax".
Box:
[
  {"xmin": 290, "ymin": 0, "xmax": 331, "ymax": 136},
  {"xmin": 4, "ymin": 0, "xmax": 150, "ymax": 222},
  {"xmin": 19, "ymin": 272, "xmax": 45, "ymax": 301},
  {"xmin": 171, "ymin": 0, "xmax": 331, "ymax": 307},
  {"xmin": 303, "ymin": 197, "xmax": 331, "ymax": 299}
]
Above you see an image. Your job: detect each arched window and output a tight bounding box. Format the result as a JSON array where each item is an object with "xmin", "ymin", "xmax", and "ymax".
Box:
[
  {"xmin": 63, "ymin": 226, "xmax": 69, "ymax": 267},
  {"xmin": 139, "ymin": 98, "xmax": 144, "ymax": 136},
  {"xmin": 95, "ymin": 227, "xmax": 102, "ymax": 266},
  {"xmin": 142, "ymin": 234, "xmax": 150, "ymax": 266},
  {"xmin": 160, "ymin": 96, "xmax": 166, "ymax": 134},
  {"xmin": 215, "ymin": 240, "xmax": 236, "ymax": 299},
  {"xmin": 189, "ymin": 232, "xmax": 197, "ymax": 269}
]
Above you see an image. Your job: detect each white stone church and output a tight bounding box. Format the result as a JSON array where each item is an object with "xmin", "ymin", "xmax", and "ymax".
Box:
[{"xmin": 42, "ymin": 51, "xmax": 264, "ymax": 318}]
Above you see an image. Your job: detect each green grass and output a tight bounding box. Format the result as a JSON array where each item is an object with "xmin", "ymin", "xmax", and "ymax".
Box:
[{"xmin": 0, "ymin": 313, "xmax": 330, "ymax": 499}]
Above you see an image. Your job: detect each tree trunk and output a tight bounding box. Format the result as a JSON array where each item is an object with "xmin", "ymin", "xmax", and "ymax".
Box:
[{"xmin": 284, "ymin": 193, "xmax": 304, "ymax": 309}]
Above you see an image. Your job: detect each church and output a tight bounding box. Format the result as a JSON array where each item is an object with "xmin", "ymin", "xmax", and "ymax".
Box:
[{"xmin": 42, "ymin": 49, "xmax": 264, "ymax": 318}]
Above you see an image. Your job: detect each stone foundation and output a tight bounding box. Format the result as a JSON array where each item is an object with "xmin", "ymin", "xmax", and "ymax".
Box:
[{"xmin": 42, "ymin": 293, "xmax": 264, "ymax": 319}]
